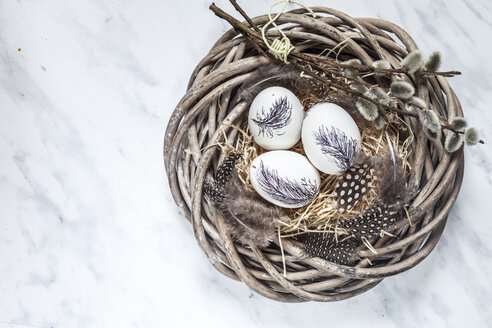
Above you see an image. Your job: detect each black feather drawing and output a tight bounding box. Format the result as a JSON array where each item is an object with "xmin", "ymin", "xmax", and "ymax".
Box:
[
  {"xmin": 313, "ymin": 125, "xmax": 359, "ymax": 171},
  {"xmin": 254, "ymin": 160, "xmax": 318, "ymax": 206},
  {"xmin": 251, "ymin": 96, "xmax": 292, "ymax": 138}
]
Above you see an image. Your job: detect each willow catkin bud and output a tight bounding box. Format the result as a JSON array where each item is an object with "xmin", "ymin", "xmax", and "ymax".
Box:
[
  {"xmin": 373, "ymin": 115, "xmax": 386, "ymax": 130},
  {"xmin": 371, "ymin": 87, "xmax": 390, "ymax": 105},
  {"xmin": 445, "ymin": 132, "xmax": 463, "ymax": 153},
  {"xmin": 401, "ymin": 50, "xmax": 424, "ymax": 73},
  {"xmin": 356, "ymin": 98, "xmax": 379, "ymax": 121},
  {"xmin": 464, "ymin": 128, "xmax": 480, "ymax": 145},
  {"xmin": 419, "ymin": 109, "xmax": 441, "ymax": 134},
  {"xmin": 351, "ymin": 82, "xmax": 368, "ymax": 94},
  {"xmin": 409, "ymin": 96, "xmax": 427, "ymax": 109},
  {"xmin": 451, "ymin": 117, "xmax": 468, "ymax": 132},
  {"xmin": 372, "ymin": 59, "xmax": 391, "ymax": 76},
  {"xmin": 405, "ymin": 96, "xmax": 426, "ymax": 113},
  {"xmin": 404, "ymin": 103, "xmax": 419, "ymax": 114},
  {"xmin": 424, "ymin": 127, "xmax": 441, "ymax": 140},
  {"xmin": 343, "ymin": 59, "xmax": 362, "ymax": 76},
  {"xmin": 424, "ymin": 51, "xmax": 442, "ymax": 72},
  {"xmin": 391, "ymin": 81, "xmax": 415, "ymax": 99}
]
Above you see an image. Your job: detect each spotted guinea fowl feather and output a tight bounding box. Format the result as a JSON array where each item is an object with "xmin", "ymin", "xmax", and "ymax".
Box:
[
  {"xmin": 203, "ymin": 152, "xmax": 242, "ymax": 203},
  {"xmin": 303, "ymin": 202, "xmax": 405, "ymax": 265},
  {"xmin": 305, "ymin": 136, "xmax": 411, "ymax": 262},
  {"xmin": 338, "ymin": 204, "xmax": 405, "ymax": 239},
  {"xmin": 214, "ymin": 152, "xmax": 242, "ymax": 191},
  {"xmin": 332, "ymin": 162, "xmax": 375, "ymax": 213},
  {"xmin": 303, "ymin": 233, "xmax": 361, "ymax": 265}
]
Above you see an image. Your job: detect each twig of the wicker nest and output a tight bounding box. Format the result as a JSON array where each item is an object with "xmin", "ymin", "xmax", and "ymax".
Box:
[
  {"xmin": 211, "ymin": 4, "xmax": 463, "ymax": 81},
  {"xmin": 207, "ymin": 10, "xmax": 367, "ymax": 98},
  {"xmin": 229, "ymin": 0, "xmax": 261, "ymax": 33},
  {"xmin": 210, "ymin": 3, "xmax": 388, "ymax": 89}
]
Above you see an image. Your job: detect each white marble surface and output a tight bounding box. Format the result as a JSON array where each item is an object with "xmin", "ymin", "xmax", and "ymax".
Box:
[{"xmin": 1, "ymin": 0, "xmax": 491, "ymax": 327}]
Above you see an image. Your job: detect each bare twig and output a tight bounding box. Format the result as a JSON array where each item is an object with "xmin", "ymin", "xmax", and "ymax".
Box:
[{"xmin": 230, "ymin": 0, "xmax": 261, "ymax": 33}]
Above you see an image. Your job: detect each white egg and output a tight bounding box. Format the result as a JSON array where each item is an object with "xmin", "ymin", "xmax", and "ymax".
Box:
[
  {"xmin": 248, "ymin": 86, "xmax": 304, "ymax": 150},
  {"xmin": 249, "ymin": 151, "xmax": 320, "ymax": 208},
  {"xmin": 302, "ymin": 102, "xmax": 361, "ymax": 175}
]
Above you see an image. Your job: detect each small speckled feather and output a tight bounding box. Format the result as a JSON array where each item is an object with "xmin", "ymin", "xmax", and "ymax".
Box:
[
  {"xmin": 339, "ymin": 204, "xmax": 404, "ymax": 239},
  {"xmin": 203, "ymin": 152, "xmax": 242, "ymax": 203},
  {"xmin": 332, "ymin": 162, "xmax": 375, "ymax": 213},
  {"xmin": 303, "ymin": 233, "xmax": 360, "ymax": 265}
]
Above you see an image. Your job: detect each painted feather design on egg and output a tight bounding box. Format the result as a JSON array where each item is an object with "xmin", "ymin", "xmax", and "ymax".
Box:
[
  {"xmin": 251, "ymin": 96, "xmax": 292, "ymax": 138},
  {"xmin": 332, "ymin": 163, "xmax": 375, "ymax": 213},
  {"xmin": 303, "ymin": 233, "xmax": 360, "ymax": 265},
  {"xmin": 255, "ymin": 160, "xmax": 318, "ymax": 206},
  {"xmin": 312, "ymin": 125, "xmax": 359, "ymax": 171}
]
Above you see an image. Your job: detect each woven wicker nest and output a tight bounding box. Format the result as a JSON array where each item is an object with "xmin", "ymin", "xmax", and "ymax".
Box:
[{"xmin": 164, "ymin": 7, "xmax": 464, "ymax": 302}]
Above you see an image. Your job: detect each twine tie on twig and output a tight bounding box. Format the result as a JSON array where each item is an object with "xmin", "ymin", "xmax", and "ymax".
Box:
[{"xmin": 261, "ymin": 0, "xmax": 316, "ymax": 63}]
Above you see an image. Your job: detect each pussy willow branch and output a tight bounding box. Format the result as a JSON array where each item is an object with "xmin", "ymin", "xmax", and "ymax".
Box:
[
  {"xmin": 300, "ymin": 53, "xmax": 461, "ymax": 77},
  {"xmin": 211, "ymin": 3, "xmax": 460, "ymax": 77},
  {"xmin": 210, "ymin": 2, "xmax": 483, "ymax": 143}
]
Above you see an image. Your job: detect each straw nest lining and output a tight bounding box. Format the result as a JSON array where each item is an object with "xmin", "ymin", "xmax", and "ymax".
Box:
[
  {"xmin": 233, "ymin": 99, "xmax": 413, "ymax": 237},
  {"xmin": 164, "ymin": 7, "xmax": 464, "ymax": 302}
]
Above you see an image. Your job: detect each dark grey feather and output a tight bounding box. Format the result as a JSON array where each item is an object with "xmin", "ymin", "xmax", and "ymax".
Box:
[
  {"xmin": 376, "ymin": 148, "xmax": 409, "ymax": 208},
  {"xmin": 216, "ymin": 182, "xmax": 290, "ymax": 247},
  {"xmin": 203, "ymin": 151, "xmax": 289, "ymax": 247}
]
